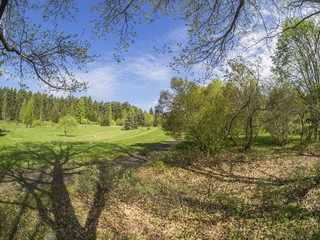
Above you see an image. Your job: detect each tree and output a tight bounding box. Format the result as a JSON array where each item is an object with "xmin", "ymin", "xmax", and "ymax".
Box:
[
  {"xmin": 264, "ymin": 83, "xmax": 300, "ymax": 144},
  {"xmin": 77, "ymin": 98, "xmax": 86, "ymax": 123},
  {"xmin": 145, "ymin": 113, "xmax": 154, "ymax": 126},
  {"xmin": 124, "ymin": 112, "xmax": 138, "ymax": 130},
  {"xmin": 58, "ymin": 115, "xmax": 78, "ymax": 136},
  {"xmin": 224, "ymin": 57, "xmax": 264, "ymax": 150},
  {"xmin": 157, "ymin": 77, "xmax": 233, "ymax": 153},
  {"xmin": 108, "ymin": 107, "xmax": 113, "ymax": 125},
  {"xmin": 136, "ymin": 111, "xmax": 146, "ymax": 127},
  {"xmin": 273, "ymin": 19, "xmax": 320, "ymax": 141},
  {"xmin": 149, "ymin": 107, "xmax": 154, "ymax": 115},
  {"xmin": 51, "ymin": 105, "xmax": 60, "ymax": 123},
  {"xmin": 88, "ymin": 110, "xmax": 98, "ymax": 122},
  {"xmin": 1, "ymin": 1, "xmax": 319, "ymax": 91},
  {"xmin": 24, "ymin": 96, "xmax": 34, "ymax": 127},
  {"xmin": 19, "ymin": 99, "xmax": 27, "ymax": 123},
  {"xmin": 0, "ymin": 1, "xmax": 93, "ymax": 92},
  {"xmin": 93, "ymin": 1, "xmax": 320, "ymax": 74},
  {"xmin": 1, "ymin": 95, "xmax": 8, "ymax": 121}
]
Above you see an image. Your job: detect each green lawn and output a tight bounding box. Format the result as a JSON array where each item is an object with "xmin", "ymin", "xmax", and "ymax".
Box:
[{"xmin": 0, "ymin": 121, "xmax": 171, "ymax": 171}]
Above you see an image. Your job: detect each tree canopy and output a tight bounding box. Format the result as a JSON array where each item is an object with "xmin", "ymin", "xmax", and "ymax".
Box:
[{"xmin": 1, "ymin": 1, "xmax": 320, "ymax": 90}]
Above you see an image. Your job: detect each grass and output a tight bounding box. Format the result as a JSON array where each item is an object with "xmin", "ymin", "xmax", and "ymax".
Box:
[
  {"xmin": 0, "ymin": 121, "xmax": 171, "ymax": 171},
  {"xmin": 1, "ymin": 127, "xmax": 320, "ymax": 239}
]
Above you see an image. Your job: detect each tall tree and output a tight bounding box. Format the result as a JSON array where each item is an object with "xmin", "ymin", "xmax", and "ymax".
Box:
[
  {"xmin": 24, "ymin": 96, "xmax": 34, "ymax": 127},
  {"xmin": 273, "ymin": 19, "xmax": 320, "ymax": 141},
  {"xmin": 1, "ymin": 95, "xmax": 8, "ymax": 121},
  {"xmin": 19, "ymin": 99, "xmax": 27, "ymax": 123},
  {"xmin": 77, "ymin": 98, "xmax": 86, "ymax": 123}
]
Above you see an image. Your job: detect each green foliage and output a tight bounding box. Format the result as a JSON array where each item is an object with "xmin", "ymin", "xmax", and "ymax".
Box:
[
  {"xmin": 273, "ymin": 19, "xmax": 320, "ymax": 142},
  {"xmin": 116, "ymin": 118, "xmax": 122, "ymax": 126},
  {"xmin": 145, "ymin": 113, "xmax": 154, "ymax": 126},
  {"xmin": 19, "ymin": 97, "xmax": 27, "ymax": 123},
  {"xmin": 33, "ymin": 119, "xmax": 42, "ymax": 127},
  {"xmin": 1, "ymin": 95, "xmax": 8, "ymax": 122},
  {"xmin": 80, "ymin": 118, "xmax": 89, "ymax": 125},
  {"xmin": 24, "ymin": 96, "xmax": 34, "ymax": 127},
  {"xmin": 77, "ymin": 98, "xmax": 86, "ymax": 123},
  {"xmin": 87, "ymin": 110, "xmax": 98, "ymax": 122},
  {"xmin": 124, "ymin": 112, "xmax": 138, "ymax": 130},
  {"xmin": 264, "ymin": 83, "xmax": 300, "ymax": 144},
  {"xmin": 58, "ymin": 115, "xmax": 78, "ymax": 136},
  {"xmin": 136, "ymin": 111, "xmax": 146, "ymax": 127},
  {"xmin": 108, "ymin": 107, "xmax": 113, "ymax": 124},
  {"xmin": 158, "ymin": 77, "xmax": 234, "ymax": 153}
]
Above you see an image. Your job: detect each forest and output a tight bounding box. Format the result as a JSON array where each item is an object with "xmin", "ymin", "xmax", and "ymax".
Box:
[{"xmin": 0, "ymin": 87, "xmax": 157, "ymax": 129}]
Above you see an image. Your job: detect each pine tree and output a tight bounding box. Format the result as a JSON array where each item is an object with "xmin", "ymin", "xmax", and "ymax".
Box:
[
  {"xmin": 124, "ymin": 112, "xmax": 138, "ymax": 130},
  {"xmin": 77, "ymin": 98, "xmax": 86, "ymax": 123},
  {"xmin": 108, "ymin": 107, "xmax": 113, "ymax": 125},
  {"xmin": 2, "ymin": 95, "xmax": 8, "ymax": 121},
  {"xmin": 149, "ymin": 107, "xmax": 154, "ymax": 115},
  {"xmin": 24, "ymin": 96, "xmax": 34, "ymax": 127},
  {"xmin": 19, "ymin": 99, "xmax": 27, "ymax": 123},
  {"xmin": 136, "ymin": 111, "xmax": 146, "ymax": 127},
  {"xmin": 39, "ymin": 100, "xmax": 44, "ymax": 121}
]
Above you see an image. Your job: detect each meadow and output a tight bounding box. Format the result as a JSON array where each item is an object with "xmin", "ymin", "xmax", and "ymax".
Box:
[{"xmin": 0, "ymin": 121, "xmax": 171, "ymax": 172}]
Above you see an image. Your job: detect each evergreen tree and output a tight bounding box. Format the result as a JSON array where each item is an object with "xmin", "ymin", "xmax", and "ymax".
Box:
[
  {"xmin": 2, "ymin": 95, "xmax": 8, "ymax": 121},
  {"xmin": 124, "ymin": 112, "xmax": 138, "ymax": 130},
  {"xmin": 51, "ymin": 105, "xmax": 60, "ymax": 123},
  {"xmin": 88, "ymin": 110, "xmax": 98, "ymax": 122},
  {"xmin": 108, "ymin": 107, "xmax": 113, "ymax": 125},
  {"xmin": 24, "ymin": 96, "xmax": 34, "ymax": 127},
  {"xmin": 100, "ymin": 113, "xmax": 109, "ymax": 126},
  {"xmin": 149, "ymin": 107, "xmax": 154, "ymax": 115},
  {"xmin": 19, "ymin": 99, "xmax": 27, "ymax": 123},
  {"xmin": 77, "ymin": 98, "xmax": 86, "ymax": 123},
  {"xmin": 136, "ymin": 111, "xmax": 146, "ymax": 127},
  {"xmin": 39, "ymin": 100, "xmax": 44, "ymax": 121}
]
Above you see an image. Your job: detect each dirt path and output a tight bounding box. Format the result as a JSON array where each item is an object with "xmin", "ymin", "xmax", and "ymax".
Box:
[{"xmin": 0, "ymin": 140, "xmax": 177, "ymax": 195}]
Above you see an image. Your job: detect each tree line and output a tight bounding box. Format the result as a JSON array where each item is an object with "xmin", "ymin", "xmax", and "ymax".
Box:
[
  {"xmin": 0, "ymin": 87, "xmax": 157, "ymax": 128},
  {"xmin": 156, "ymin": 19, "xmax": 320, "ymax": 154}
]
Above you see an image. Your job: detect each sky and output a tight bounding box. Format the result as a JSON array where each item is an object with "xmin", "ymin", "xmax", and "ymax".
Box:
[{"xmin": 0, "ymin": 1, "xmax": 277, "ymax": 111}]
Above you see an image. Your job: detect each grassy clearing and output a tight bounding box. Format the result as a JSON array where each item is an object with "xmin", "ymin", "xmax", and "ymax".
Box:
[
  {"xmin": 1, "ymin": 130, "xmax": 320, "ymax": 239},
  {"xmin": 0, "ymin": 121, "xmax": 170, "ymax": 171}
]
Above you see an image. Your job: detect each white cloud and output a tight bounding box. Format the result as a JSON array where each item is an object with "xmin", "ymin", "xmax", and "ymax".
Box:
[
  {"xmin": 75, "ymin": 64, "xmax": 118, "ymax": 101},
  {"xmin": 137, "ymin": 98, "xmax": 159, "ymax": 112},
  {"xmin": 123, "ymin": 54, "xmax": 173, "ymax": 83}
]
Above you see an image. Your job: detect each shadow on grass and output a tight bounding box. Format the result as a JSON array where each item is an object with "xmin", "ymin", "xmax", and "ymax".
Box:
[
  {"xmin": 0, "ymin": 129, "xmax": 9, "ymax": 137},
  {"xmin": 0, "ymin": 140, "xmax": 158, "ymax": 239},
  {"xmin": 0, "ymin": 141, "xmax": 120, "ymax": 239},
  {"xmin": 0, "ymin": 140, "xmax": 174, "ymax": 239},
  {"xmin": 56, "ymin": 134, "xmax": 77, "ymax": 137}
]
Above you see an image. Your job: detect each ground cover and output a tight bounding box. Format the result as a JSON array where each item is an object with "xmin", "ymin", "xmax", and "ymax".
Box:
[{"xmin": 1, "ymin": 129, "xmax": 320, "ymax": 239}]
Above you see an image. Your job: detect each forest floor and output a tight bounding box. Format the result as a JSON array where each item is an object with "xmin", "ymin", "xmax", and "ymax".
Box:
[{"xmin": 1, "ymin": 137, "xmax": 320, "ymax": 239}]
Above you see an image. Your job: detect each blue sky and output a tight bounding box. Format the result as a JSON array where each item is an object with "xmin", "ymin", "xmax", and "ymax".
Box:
[
  {"xmin": 0, "ymin": 2, "xmax": 192, "ymax": 111},
  {"xmin": 0, "ymin": 2, "xmax": 277, "ymax": 111}
]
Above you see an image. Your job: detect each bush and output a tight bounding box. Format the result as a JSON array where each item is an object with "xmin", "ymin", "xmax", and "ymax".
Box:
[
  {"xmin": 33, "ymin": 120, "xmax": 42, "ymax": 127},
  {"xmin": 80, "ymin": 118, "xmax": 89, "ymax": 124}
]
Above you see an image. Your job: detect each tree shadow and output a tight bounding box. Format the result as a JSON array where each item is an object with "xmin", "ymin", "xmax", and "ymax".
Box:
[
  {"xmin": 0, "ymin": 141, "xmax": 123, "ymax": 239},
  {"xmin": 0, "ymin": 129, "xmax": 9, "ymax": 137}
]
